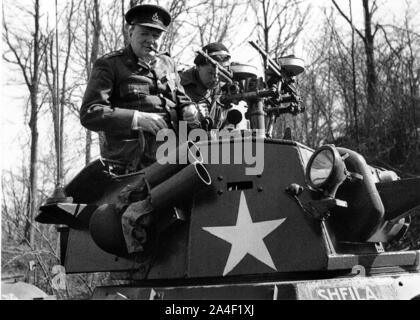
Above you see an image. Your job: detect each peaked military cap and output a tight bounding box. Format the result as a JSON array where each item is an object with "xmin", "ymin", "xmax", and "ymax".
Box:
[
  {"xmin": 125, "ymin": 4, "xmax": 172, "ymax": 32},
  {"xmin": 194, "ymin": 42, "xmax": 231, "ymax": 66}
]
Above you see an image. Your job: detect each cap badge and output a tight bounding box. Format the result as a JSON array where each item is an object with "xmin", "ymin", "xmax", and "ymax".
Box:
[{"xmin": 152, "ymin": 12, "xmax": 160, "ymax": 22}]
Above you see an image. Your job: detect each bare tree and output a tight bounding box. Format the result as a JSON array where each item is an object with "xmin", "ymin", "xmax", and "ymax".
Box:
[
  {"xmin": 250, "ymin": 0, "xmax": 309, "ymax": 139},
  {"xmin": 3, "ymin": 0, "xmax": 46, "ymax": 246},
  {"xmin": 160, "ymin": 0, "xmax": 200, "ymax": 56},
  {"xmin": 83, "ymin": 0, "xmax": 102, "ymax": 165},
  {"xmin": 373, "ymin": 6, "xmax": 420, "ymax": 171},
  {"xmin": 348, "ymin": 0, "xmax": 359, "ymax": 143},
  {"xmin": 331, "ymin": 0, "xmax": 379, "ymax": 134},
  {"xmin": 252, "ymin": 0, "xmax": 309, "ymax": 60},
  {"xmin": 100, "ymin": 2, "xmax": 125, "ymax": 53},
  {"xmin": 2, "ymin": 169, "xmax": 29, "ymax": 242},
  {"xmin": 44, "ymin": 0, "xmax": 83, "ymax": 186},
  {"xmin": 193, "ymin": 0, "xmax": 241, "ymax": 47},
  {"xmin": 120, "ymin": 0, "xmax": 146, "ymax": 45}
]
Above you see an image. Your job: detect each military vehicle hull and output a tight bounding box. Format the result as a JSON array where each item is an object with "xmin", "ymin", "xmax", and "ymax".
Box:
[
  {"xmin": 37, "ymin": 138, "xmax": 420, "ymax": 300},
  {"xmin": 92, "ymin": 272, "xmax": 420, "ymax": 300}
]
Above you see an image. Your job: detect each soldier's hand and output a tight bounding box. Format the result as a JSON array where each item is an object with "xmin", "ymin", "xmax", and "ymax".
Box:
[
  {"xmin": 182, "ymin": 104, "xmax": 199, "ymax": 123},
  {"xmin": 197, "ymin": 103, "xmax": 210, "ymax": 121},
  {"xmin": 133, "ymin": 111, "xmax": 168, "ymax": 135}
]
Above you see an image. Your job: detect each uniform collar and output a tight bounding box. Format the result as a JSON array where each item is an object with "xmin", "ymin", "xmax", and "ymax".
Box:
[
  {"xmin": 124, "ymin": 45, "xmax": 157, "ymax": 70},
  {"xmin": 123, "ymin": 46, "xmax": 140, "ymax": 69}
]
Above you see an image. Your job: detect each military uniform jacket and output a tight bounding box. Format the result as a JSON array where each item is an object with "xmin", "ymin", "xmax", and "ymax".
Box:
[
  {"xmin": 180, "ymin": 67, "xmax": 226, "ymax": 129},
  {"xmin": 180, "ymin": 67, "xmax": 211, "ymax": 104},
  {"xmin": 80, "ymin": 46, "xmax": 192, "ymax": 168}
]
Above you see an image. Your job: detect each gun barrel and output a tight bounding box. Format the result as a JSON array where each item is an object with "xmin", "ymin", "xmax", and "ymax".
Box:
[
  {"xmin": 249, "ymin": 41, "xmax": 282, "ymax": 77},
  {"xmin": 220, "ymin": 89, "xmax": 276, "ymax": 104},
  {"xmin": 196, "ymin": 49, "xmax": 233, "ymax": 84}
]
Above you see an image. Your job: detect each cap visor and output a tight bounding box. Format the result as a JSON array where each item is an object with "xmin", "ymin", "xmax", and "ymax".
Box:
[{"xmin": 134, "ymin": 23, "xmax": 167, "ymax": 32}]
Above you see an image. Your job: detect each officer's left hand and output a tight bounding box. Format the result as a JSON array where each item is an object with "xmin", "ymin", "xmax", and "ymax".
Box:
[{"xmin": 182, "ymin": 104, "xmax": 199, "ymax": 123}]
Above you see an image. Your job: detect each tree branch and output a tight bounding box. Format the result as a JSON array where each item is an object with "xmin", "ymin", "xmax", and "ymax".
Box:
[{"xmin": 331, "ymin": 0, "xmax": 366, "ymax": 42}]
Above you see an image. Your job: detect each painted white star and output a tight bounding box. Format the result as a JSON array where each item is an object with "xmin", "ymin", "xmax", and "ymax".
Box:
[{"xmin": 203, "ymin": 192, "xmax": 286, "ymax": 276}]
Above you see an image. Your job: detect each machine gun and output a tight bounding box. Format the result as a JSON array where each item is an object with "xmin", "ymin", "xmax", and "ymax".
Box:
[
  {"xmin": 248, "ymin": 41, "xmax": 305, "ymax": 137},
  {"xmin": 209, "ymin": 41, "xmax": 306, "ymax": 138}
]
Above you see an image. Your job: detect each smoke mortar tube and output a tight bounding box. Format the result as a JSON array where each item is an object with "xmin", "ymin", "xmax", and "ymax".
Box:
[
  {"xmin": 138, "ymin": 140, "xmax": 203, "ymax": 189},
  {"xmin": 150, "ymin": 162, "xmax": 212, "ymax": 210},
  {"xmin": 88, "ymin": 163, "xmax": 212, "ymax": 257}
]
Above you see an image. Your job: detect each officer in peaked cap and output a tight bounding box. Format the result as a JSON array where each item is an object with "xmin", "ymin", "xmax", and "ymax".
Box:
[
  {"xmin": 125, "ymin": 4, "xmax": 172, "ymax": 31},
  {"xmin": 80, "ymin": 4, "xmax": 198, "ymax": 172},
  {"xmin": 180, "ymin": 42, "xmax": 232, "ymax": 130}
]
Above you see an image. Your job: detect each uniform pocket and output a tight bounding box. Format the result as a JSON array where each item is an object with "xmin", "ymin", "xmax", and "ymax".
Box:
[{"xmin": 120, "ymin": 83, "xmax": 150, "ymax": 98}]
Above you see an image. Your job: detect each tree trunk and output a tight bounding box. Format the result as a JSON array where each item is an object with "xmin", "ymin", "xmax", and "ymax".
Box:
[
  {"xmin": 363, "ymin": 0, "xmax": 378, "ymax": 130},
  {"xmin": 48, "ymin": 35, "xmax": 60, "ymax": 187},
  {"xmin": 25, "ymin": 94, "xmax": 39, "ymax": 246},
  {"xmin": 24, "ymin": 0, "xmax": 41, "ymax": 247},
  {"xmin": 56, "ymin": 0, "xmax": 64, "ymax": 187},
  {"xmin": 122, "ymin": 0, "xmax": 143, "ymax": 45},
  {"xmin": 91, "ymin": 0, "xmax": 101, "ymax": 65},
  {"xmin": 122, "ymin": 0, "xmax": 128, "ymax": 46},
  {"xmin": 84, "ymin": 0, "xmax": 102, "ymax": 165},
  {"xmin": 350, "ymin": 0, "xmax": 359, "ymax": 143},
  {"xmin": 332, "ymin": 0, "xmax": 378, "ymax": 137},
  {"xmin": 262, "ymin": 0, "xmax": 269, "ymax": 72}
]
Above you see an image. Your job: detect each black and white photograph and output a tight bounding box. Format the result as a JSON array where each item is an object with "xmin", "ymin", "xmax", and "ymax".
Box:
[{"xmin": 1, "ymin": 0, "xmax": 420, "ymax": 305}]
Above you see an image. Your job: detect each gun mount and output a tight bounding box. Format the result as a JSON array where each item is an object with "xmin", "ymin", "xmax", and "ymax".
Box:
[{"xmin": 195, "ymin": 43, "xmax": 305, "ymax": 137}]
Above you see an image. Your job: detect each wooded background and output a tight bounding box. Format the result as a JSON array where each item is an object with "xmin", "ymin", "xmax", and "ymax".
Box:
[{"xmin": 2, "ymin": 0, "xmax": 420, "ymax": 299}]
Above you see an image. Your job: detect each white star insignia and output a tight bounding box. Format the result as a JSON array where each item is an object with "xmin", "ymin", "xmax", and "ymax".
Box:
[{"xmin": 203, "ymin": 192, "xmax": 286, "ymax": 276}]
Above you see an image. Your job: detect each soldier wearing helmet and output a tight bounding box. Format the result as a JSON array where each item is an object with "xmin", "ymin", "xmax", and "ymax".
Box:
[
  {"xmin": 180, "ymin": 42, "xmax": 232, "ymax": 130},
  {"xmin": 80, "ymin": 4, "xmax": 198, "ymax": 171}
]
